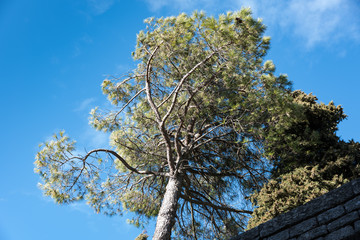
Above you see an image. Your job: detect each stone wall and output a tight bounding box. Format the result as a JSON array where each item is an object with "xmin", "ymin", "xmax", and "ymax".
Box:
[{"xmin": 232, "ymin": 178, "xmax": 360, "ymax": 240}]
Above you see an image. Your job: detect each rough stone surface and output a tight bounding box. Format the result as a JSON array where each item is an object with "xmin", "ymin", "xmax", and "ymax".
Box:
[
  {"xmin": 352, "ymin": 179, "xmax": 360, "ymax": 195},
  {"xmin": 354, "ymin": 220, "xmax": 360, "ymax": 232},
  {"xmin": 265, "ymin": 229, "xmax": 289, "ymax": 240},
  {"xmin": 327, "ymin": 211, "xmax": 359, "ymax": 232},
  {"xmin": 233, "ymin": 178, "xmax": 360, "ymax": 240},
  {"xmin": 324, "ymin": 225, "xmax": 354, "ymax": 240},
  {"xmin": 321, "ymin": 182, "xmax": 354, "ymax": 207},
  {"xmin": 289, "ymin": 217, "xmax": 317, "ymax": 238},
  {"xmin": 344, "ymin": 195, "xmax": 360, "ymax": 212},
  {"xmin": 229, "ymin": 225, "xmax": 260, "ymax": 240},
  {"xmin": 297, "ymin": 225, "xmax": 328, "ymax": 240},
  {"xmin": 259, "ymin": 217, "xmax": 281, "ymax": 238},
  {"xmin": 317, "ymin": 205, "xmax": 345, "ymax": 225}
]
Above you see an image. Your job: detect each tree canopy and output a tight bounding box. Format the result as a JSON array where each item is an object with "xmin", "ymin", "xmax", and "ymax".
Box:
[
  {"xmin": 248, "ymin": 90, "xmax": 360, "ymax": 229},
  {"xmin": 34, "ymin": 9, "xmax": 292, "ymax": 239}
]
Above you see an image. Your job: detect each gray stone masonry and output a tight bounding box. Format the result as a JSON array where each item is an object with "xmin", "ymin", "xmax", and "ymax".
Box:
[{"xmin": 231, "ymin": 178, "xmax": 360, "ymax": 240}]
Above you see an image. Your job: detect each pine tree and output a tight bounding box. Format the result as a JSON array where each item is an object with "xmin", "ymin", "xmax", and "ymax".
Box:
[{"xmin": 34, "ymin": 9, "xmax": 292, "ymax": 239}]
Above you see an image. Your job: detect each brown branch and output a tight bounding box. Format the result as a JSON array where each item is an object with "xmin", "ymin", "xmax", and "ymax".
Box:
[
  {"xmin": 160, "ymin": 50, "xmax": 219, "ymax": 125},
  {"xmin": 144, "ymin": 42, "xmax": 177, "ymax": 175},
  {"xmin": 180, "ymin": 193, "xmax": 252, "ymax": 214},
  {"xmin": 67, "ymin": 159, "xmax": 86, "ymax": 191},
  {"xmin": 145, "ymin": 43, "xmax": 163, "ymax": 122},
  {"xmin": 114, "ymin": 74, "xmax": 146, "ymax": 89},
  {"xmin": 83, "ymin": 149, "xmax": 166, "ymax": 176},
  {"xmin": 190, "ymin": 201, "xmax": 198, "ymax": 240},
  {"xmin": 184, "ymin": 167, "xmax": 245, "ymax": 178},
  {"xmin": 113, "ymin": 88, "xmax": 145, "ymax": 122}
]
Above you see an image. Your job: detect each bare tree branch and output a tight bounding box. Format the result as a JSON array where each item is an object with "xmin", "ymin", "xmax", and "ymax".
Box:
[
  {"xmin": 180, "ymin": 193, "xmax": 252, "ymax": 214},
  {"xmin": 113, "ymin": 88, "xmax": 145, "ymax": 122},
  {"xmin": 145, "ymin": 42, "xmax": 164, "ymax": 122},
  {"xmin": 83, "ymin": 149, "xmax": 167, "ymax": 176},
  {"xmin": 160, "ymin": 50, "xmax": 219, "ymax": 125}
]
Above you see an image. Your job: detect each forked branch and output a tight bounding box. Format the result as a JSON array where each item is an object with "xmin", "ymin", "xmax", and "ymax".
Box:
[{"xmin": 83, "ymin": 149, "xmax": 165, "ymax": 176}]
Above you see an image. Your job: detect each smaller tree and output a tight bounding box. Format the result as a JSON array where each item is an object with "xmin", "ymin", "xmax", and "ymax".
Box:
[
  {"xmin": 248, "ymin": 90, "xmax": 360, "ymax": 228},
  {"xmin": 267, "ymin": 90, "xmax": 348, "ymax": 177},
  {"xmin": 247, "ymin": 165, "xmax": 347, "ymax": 229}
]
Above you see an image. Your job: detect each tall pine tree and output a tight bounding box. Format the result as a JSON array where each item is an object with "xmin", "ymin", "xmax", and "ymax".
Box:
[{"xmin": 34, "ymin": 9, "xmax": 292, "ymax": 239}]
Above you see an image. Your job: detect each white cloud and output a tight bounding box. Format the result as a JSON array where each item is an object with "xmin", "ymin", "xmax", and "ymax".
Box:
[
  {"xmin": 88, "ymin": 0, "xmax": 114, "ymax": 15},
  {"xmin": 235, "ymin": 0, "xmax": 360, "ymax": 47},
  {"xmin": 74, "ymin": 98, "xmax": 96, "ymax": 112},
  {"xmin": 80, "ymin": 126, "xmax": 110, "ymax": 149},
  {"xmin": 70, "ymin": 202, "xmax": 94, "ymax": 216},
  {"xmin": 72, "ymin": 34, "xmax": 94, "ymax": 58},
  {"xmin": 143, "ymin": 0, "xmax": 360, "ymax": 48},
  {"xmin": 283, "ymin": 0, "xmax": 359, "ymax": 47},
  {"xmin": 144, "ymin": 0, "xmax": 215, "ymax": 12}
]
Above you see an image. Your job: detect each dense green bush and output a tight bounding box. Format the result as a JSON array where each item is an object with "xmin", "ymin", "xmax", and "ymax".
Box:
[{"xmin": 248, "ymin": 90, "xmax": 360, "ymax": 229}]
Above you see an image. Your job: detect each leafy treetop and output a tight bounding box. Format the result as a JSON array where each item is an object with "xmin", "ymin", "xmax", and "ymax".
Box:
[{"xmin": 35, "ymin": 9, "xmax": 292, "ymax": 239}]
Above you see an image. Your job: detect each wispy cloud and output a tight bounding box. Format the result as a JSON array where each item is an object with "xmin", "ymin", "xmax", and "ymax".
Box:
[
  {"xmin": 70, "ymin": 202, "xmax": 94, "ymax": 216},
  {"xmin": 232, "ymin": 0, "xmax": 360, "ymax": 47},
  {"xmin": 72, "ymin": 34, "xmax": 94, "ymax": 58},
  {"xmin": 87, "ymin": 0, "xmax": 115, "ymax": 15},
  {"xmin": 80, "ymin": 126, "xmax": 110, "ymax": 149},
  {"xmin": 282, "ymin": 0, "xmax": 358, "ymax": 47},
  {"xmin": 143, "ymin": 0, "xmax": 216, "ymax": 12},
  {"xmin": 74, "ymin": 98, "xmax": 96, "ymax": 112},
  {"xmin": 143, "ymin": 0, "xmax": 360, "ymax": 48}
]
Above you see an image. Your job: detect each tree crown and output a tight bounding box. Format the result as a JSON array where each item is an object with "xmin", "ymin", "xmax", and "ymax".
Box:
[{"xmin": 35, "ymin": 9, "xmax": 292, "ymax": 239}]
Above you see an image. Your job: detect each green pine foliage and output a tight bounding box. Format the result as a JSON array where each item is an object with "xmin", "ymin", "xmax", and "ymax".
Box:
[
  {"xmin": 248, "ymin": 90, "xmax": 360, "ymax": 229},
  {"xmin": 247, "ymin": 165, "xmax": 347, "ymax": 229},
  {"xmin": 267, "ymin": 90, "xmax": 348, "ymax": 177},
  {"xmin": 135, "ymin": 232, "xmax": 149, "ymax": 240},
  {"xmin": 34, "ymin": 9, "xmax": 293, "ymax": 239}
]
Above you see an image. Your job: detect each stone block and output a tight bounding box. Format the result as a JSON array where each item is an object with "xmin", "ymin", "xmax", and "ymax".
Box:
[
  {"xmin": 289, "ymin": 182, "xmax": 354, "ymax": 223},
  {"xmin": 319, "ymin": 182, "xmax": 354, "ymax": 209},
  {"xmin": 354, "ymin": 220, "xmax": 360, "ymax": 233},
  {"xmin": 289, "ymin": 217, "xmax": 318, "ymax": 238},
  {"xmin": 351, "ymin": 178, "xmax": 360, "ymax": 195},
  {"xmin": 230, "ymin": 226, "xmax": 260, "ymax": 240},
  {"xmin": 260, "ymin": 216, "xmax": 286, "ymax": 238},
  {"xmin": 317, "ymin": 205, "xmax": 346, "ymax": 225},
  {"xmin": 344, "ymin": 195, "xmax": 360, "ymax": 213},
  {"xmin": 324, "ymin": 225, "xmax": 354, "ymax": 240},
  {"xmin": 297, "ymin": 225, "xmax": 328, "ymax": 240},
  {"xmin": 266, "ymin": 229, "xmax": 289, "ymax": 240},
  {"xmin": 327, "ymin": 211, "xmax": 359, "ymax": 232}
]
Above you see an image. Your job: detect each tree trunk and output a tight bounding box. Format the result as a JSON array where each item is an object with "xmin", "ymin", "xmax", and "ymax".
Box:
[{"xmin": 152, "ymin": 176, "xmax": 182, "ymax": 240}]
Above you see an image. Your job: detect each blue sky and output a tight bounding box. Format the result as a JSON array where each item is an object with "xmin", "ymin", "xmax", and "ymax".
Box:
[{"xmin": 1, "ymin": 0, "xmax": 359, "ymax": 239}]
